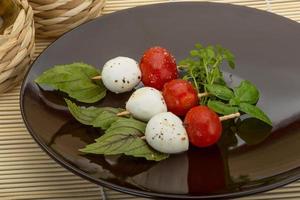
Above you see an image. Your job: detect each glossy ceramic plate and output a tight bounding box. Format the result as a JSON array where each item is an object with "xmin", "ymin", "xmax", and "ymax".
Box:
[{"xmin": 20, "ymin": 2, "xmax": 300, "ymax": 199}]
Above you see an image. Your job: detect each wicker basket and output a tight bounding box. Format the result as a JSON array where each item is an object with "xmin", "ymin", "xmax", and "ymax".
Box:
[
  {"xmin": 29, "ymin": 0, "xmax": 106, "ymax": 38},
  {"xmin": 0, "ymin": 0, "xmax": 35, "ymax": 93}
]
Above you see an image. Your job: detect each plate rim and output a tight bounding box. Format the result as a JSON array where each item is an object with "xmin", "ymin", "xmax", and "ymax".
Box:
[{"xmin": 20, "ymin": 1, "xmax": 300, "ymax": 199}]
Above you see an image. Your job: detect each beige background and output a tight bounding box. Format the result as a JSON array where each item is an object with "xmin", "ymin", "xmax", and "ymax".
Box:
[{"xmin": 1, "ymin": 0, "xmax": 300, "ymax": 199}]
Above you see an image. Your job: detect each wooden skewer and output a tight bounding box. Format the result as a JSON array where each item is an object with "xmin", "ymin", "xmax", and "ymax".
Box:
[
  {"xmin": 116, "ymin": 110, "xmax": 131, "ymax": 116},
  {"xmin": 139, "ymin": 112, "xmax": 240, "ymax": 141},
  {"xmin": 197, "ymin": 92, "xmax": 210, "ymax": 98},
  {"xmin": 93, "ymin": 65, "xmax": 186, "ymax": 80},
  {"xmin": 219, "ymin": 112, "xmax": 240, "ymax": 121},
  {"xmin": 91, "ymin": 73, "xmax": 210, "ymax": 99},
  {"xmin": 139, "ymin": 113, "xmax": 240, "ymax": 141},
  {"xmin": 91, "ymin": 75, "xmax": 101, "ymax": 80},
  {"xmin": 116, "ymin": 92, "xmax": 209, "ymax": 117},
  {"xmin": 140, "ymin": 136, "xmax": 146, "ymax": 140},
  {"xmin": 117, "ymin": 110, "xmax": 241, "ymax": 122}
]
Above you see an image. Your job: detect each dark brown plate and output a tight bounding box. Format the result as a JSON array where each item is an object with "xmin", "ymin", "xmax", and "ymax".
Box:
[{"xmin": 20, "ymin": 2, "xmax": 300, "ymax": 199}]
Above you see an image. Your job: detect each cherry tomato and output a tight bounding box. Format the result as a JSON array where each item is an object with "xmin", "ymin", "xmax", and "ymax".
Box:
[
  {"xmin": 140, "ymin": 47, "xmax": 179, "ymax": 90},
  {"xmin": 184, "ymin": 106, "xmax": 222, "ymax": 147},
  {"xmin": 162, "ymin": 79, "xmax": 199, "ymax": 116}
]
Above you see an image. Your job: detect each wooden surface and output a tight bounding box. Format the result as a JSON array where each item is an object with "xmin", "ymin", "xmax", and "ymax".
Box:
[{"xmin": 1, "ymin": 0, "xmax": 300, "ymax": 199}]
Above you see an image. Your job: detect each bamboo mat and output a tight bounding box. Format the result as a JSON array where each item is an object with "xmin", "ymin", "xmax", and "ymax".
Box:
[{"xmin": 1, "ymin": 0, "xmax": 300, "ymax": 199}]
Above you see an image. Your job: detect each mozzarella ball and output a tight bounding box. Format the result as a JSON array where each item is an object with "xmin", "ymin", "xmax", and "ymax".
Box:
[
  {"xmin": 101, "ymin": 57, "xmax": 141, "ymax": 93},
  {"xmin": 126, "ymin": 87, "xmax": 167, "ymax": 121},
  {"xmin": 145, "ymin": 112, "xmax": 189, "ymax": 154}
]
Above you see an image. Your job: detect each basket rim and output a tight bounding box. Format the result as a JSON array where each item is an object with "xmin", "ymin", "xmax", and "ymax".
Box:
[{"xmin": 0, "ymin": 0, "xmax": 33, "ymax": 38}]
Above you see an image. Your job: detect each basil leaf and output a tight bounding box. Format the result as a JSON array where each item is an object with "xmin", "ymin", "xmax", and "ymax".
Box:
[
  {"xmin": 65, "ymin": 99, "xmax": 122, "ymax": 129},
  {"xmin": 234, "ymin": 80, "xmax": 259, "ymax": 104},
  {"xmin": 229, "ymin": 97, "xmax": 240, "ymax": 106},
  {"xmin": 80, "ymin": 118, "xmax": 169, "ymax": 161},
  {"xmin": 208, "ymin": 100, "xmax": 238, "ymax": 115},
  {"xmin": 66, "ymin": 100, "xmax": 168, "ymax": 161},
  {"xmin": 237, "ymin": 118, "xmax": 272, "ymax": 145},
  {"xmin": 35, "ymin": 63, "xmax": 106, "ymax": 103},
  {"xmin": 205, "ymin": 84, "xmax": 234, "ymax": 101},
  {"xmin": 239, "ymin": 103, "xmax": 272, "ymax": 125},
  {"xmin": 107, "ymin": 117, "xmax": 146, "ymax": 133}
]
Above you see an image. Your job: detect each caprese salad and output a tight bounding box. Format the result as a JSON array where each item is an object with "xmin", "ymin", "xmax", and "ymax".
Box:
[{"xmin": 35, "ymin": 43, "xmax": 272, "ymax": 161}]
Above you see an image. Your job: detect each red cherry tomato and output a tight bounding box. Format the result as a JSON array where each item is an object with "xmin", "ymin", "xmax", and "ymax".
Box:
[
  {"xmin": 162, "ymin": 79, "xmax": 199, "ymax": 116},
  {"xmin": 140, "ymin": 47, "xmax": 179, "ymax": 90},
  {"xmin": 184, "ymin": 106, "xmax": 222, "ymax": 147}
]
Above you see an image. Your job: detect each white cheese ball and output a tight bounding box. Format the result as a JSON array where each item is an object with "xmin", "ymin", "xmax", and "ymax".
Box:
[
  {"xmin": 126, "ymin": 87, "xmax": 167, "ymax": 121},
  {"xmin": 145, "ymin": 112, "xmax": 189, "ymax": 154},
  {"xmin": 101, "ymin": 57, "xmax": 141, "ymax": 93}
]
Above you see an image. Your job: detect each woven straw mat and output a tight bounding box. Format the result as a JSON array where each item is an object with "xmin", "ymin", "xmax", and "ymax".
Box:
[{"xmin": 1, "ymin": 0, "xmax": 300, "ymax": 200}]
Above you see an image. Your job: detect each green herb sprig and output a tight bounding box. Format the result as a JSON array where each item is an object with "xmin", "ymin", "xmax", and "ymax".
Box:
[
  {"xmin": 180, "ymin": 43, "xmax": 272, "ymax": 125},
  {"xmin": 179, "ymin": 43, "xmax": 235, "ymax": 104}
]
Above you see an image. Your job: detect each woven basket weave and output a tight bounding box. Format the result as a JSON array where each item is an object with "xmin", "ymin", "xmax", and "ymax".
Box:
[
  {"xmin": 0, "ymin": 0, "xmax": 35, "ymax": 93},
  {"xmin": 29, "ymin": 0, "xmax": 106, "ymax": 38}
]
